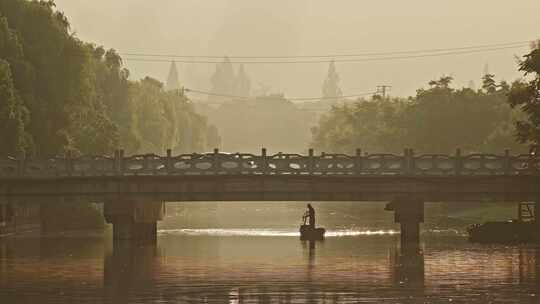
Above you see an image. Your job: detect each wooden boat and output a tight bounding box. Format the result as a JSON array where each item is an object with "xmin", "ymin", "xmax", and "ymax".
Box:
[
  {"xmin": 299, "ymin": 224, "xmax": 325, "ymax": 240},
  {"xmin": 467, "ymin": 202, "xmax": 537, "ymax": 243}
]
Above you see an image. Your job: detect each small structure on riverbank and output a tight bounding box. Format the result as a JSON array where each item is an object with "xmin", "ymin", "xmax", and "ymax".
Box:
[{"xmin": 467, "ymin": 202, "xmax": 537, "ymax": 243}]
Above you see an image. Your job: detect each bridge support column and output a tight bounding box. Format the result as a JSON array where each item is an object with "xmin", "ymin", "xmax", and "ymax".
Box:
[
  {"xmin": 535, "ymin": 200, "xmax": 540, "ymax": 242},
  {"xmin": 104, "ymin": 200, "xmax": 165, "ymax": 243},
  {"xmin": 385, "ymin": 197, "xmax": 424, "ymax": 253}
]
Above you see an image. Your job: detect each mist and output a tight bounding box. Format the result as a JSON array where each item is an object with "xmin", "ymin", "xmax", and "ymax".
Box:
[{"xmin": 55, "ymin": 0, "xmax": 540, "ymax": 98}]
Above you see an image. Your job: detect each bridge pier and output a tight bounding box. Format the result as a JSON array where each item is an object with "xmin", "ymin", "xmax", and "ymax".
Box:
[
  {"xmin": 535, "ymin": 200, "xmax": 540, "ymax": 242},
  {"xmin": 104, "ymin": 200, "xmax": 165, "ymax": 243},
  {"xmin": 385, "ymin": 197, "xmax": 424, "ymax": 253}
]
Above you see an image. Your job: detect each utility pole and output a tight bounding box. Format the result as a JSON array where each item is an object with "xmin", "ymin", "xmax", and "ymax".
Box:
[{"xmin": 376, "ymin": 85, "xmax": 392, "ymax": 99}]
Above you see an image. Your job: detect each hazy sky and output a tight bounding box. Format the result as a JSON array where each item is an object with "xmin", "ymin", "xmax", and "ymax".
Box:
[{"xmin": 55, "ymin": 0, "xmax": 539, "ymax": 98}]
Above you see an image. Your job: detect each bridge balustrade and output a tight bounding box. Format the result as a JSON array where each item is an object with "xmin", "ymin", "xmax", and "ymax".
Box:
[{"xmin": 1, "ymin": 149, "xmax": 539, "ymax": 177}]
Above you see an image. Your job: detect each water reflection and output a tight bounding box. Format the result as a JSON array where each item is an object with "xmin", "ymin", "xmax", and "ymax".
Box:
[
  {"xmin": 303, "ymin": 240, "xmax": 319, "ymax": 304},
  {"xmin": 390, "ymin": 243, "xmax": 425, "ymax": 303},
  {"xmin": 104, "ymin": 242, "xmax": 161, "ymax": 304},
  {"xmin": 1, "ymin": 234, "xmax": 540, "ymax": 303}
]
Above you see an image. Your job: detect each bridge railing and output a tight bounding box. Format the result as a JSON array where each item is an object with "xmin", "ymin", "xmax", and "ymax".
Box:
[{"xmin": 1, "ymin": 148, "xmax": 539, "ymax": 177}]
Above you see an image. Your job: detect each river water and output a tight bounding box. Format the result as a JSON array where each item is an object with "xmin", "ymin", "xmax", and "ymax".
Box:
[{"xmin": 0, "ymin": 202, "xmax": 539, "ymax": 303}]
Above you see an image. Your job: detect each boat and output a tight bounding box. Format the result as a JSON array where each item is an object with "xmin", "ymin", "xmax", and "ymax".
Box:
[
  {"xmin": 299, "ymin": 225, "xmax": 325, "ymax": 240},
  {"xmin": 467, "ymin": 202, "xmax": 537, "ymax": 243},
  {"xmin": 299, "ymin": 206, "xmax": 326, "ymax": 240},
  {"xmin": 467, "ymin": 220, "xmax": 536, "ymax": 243}
]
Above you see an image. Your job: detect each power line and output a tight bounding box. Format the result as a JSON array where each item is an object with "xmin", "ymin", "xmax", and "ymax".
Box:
[
  {"xmin": 122, "ymin": 44, "xmax": 528, "ymax": 65},
  {"xmin": 188, "ymin": 97, "xmax": 362, "ymax": 112},
  {"xmin": 121, "ymin": 40, "xmax": 530, "ymax": 59},
  {"xmin": 184, "ymin": 88, "xmax": 376, "ymax": 101}
]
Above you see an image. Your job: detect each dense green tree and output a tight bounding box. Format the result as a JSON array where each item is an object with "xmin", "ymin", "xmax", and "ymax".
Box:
[
  {"xmin": 129, "ymin": 77, "xmax": 171, "ymax": 152},
  {"xmin": 0, "ymin": 14, "xmax": 30, "ymax": 156},
  {"xmin": 428, "ymin": 75, "xmax": 453, "ymax": 89},
  {"xmin": 482, "ymin": 74, "xmax": 497, "ymax": 94},
  {"xmin": 0, "ymin": 0, "xmax": 221, "ymax": 232},
  {"xmin": 0, "ymin": 0, "xmax": 220, "ymax": 157},
  {"xmin": 87, "ymin": 46, "xmax": 136, "ymax": 153},
  {"xmin": 0, "ymin": 59, "xmax": 29, "ymax": 156},
  {"xmin": 0, "ymin": 0, "xmax": 117, "ymax": 155},
  {"xmin": 507, "ymin": 41, "xmax": 540, "ymax": 145},
  {"xmin": 312, "ymin": 76, "xmax": 525, "ymax": 154},
  {"xmin": 311, "ymin": 98, "xmax": 405, "ymax": 153},
  {"xmin": 400, "ymin": 76, "xmax": 511, "ymax": 153}
]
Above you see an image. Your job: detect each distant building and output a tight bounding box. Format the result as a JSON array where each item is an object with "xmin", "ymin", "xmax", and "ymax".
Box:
[{"xmin": 165, "ymin": 61, "xmax": 180, "ymax": 91}]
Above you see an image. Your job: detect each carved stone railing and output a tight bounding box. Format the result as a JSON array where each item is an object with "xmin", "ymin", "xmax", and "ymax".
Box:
[{"xmin": 0, "ymin": 148, "xmax": 539, "ymax": 177}]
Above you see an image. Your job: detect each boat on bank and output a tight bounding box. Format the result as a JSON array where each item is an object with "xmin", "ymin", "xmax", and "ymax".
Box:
[
  {"xmin": 467, "ymin": 202, "xmax": 537, "ymax": 243},
  {"xmin": 467, "ymin": 220, "xmax": 536, "ymax": 243}
]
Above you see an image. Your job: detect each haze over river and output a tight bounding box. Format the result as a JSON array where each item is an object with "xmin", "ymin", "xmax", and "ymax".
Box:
[{"xmin": 1, "ymin": 202, "xmax": 538, "ymax": 303}]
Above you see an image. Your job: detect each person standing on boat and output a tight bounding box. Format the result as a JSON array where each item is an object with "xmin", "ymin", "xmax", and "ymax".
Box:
[{"xmin": 307, "ymin": 204, "xmax": 315, "ymax": 228}]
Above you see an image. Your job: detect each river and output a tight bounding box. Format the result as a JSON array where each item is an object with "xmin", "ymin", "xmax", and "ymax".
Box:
[{"xmin": 0, "ymin": 202, "xmax": 538, "ymax": 303}]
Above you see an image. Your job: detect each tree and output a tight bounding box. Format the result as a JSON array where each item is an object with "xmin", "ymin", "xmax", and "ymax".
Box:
[
  {"xmin": 311, "ymin": 75, "xmax": 524, "ymax": 154},
  {"xmin": 322, "ymin": 61, "xmax": 342, "ymax": 99},
  {"xmin": 0, "ymin": 0, "xmax": 118, "ymax": 156},
  {"xmin": 311, "ymin": 98, "xmax": 406, "ymax": 153},
  {"xmin": 0, "ymin": 14, "xmax": 30, "ymax": 157},
  {"xmin": 428, "ymin": 75, "xmax": 453, "ymax": 88},
  {"xmin": 507, "ymin": 41, "xmax": 540, "ymax": 145},
  {"xmin": 0, "ymin": 59, "xmax": 29, "ymax": 156},
  {"xmin": 482, "ymin": 74, "xmax": 497, "ymax": 94},
  {"xmin": 0, "ymin": 0, "xmax": 220, "ymax": 156}
]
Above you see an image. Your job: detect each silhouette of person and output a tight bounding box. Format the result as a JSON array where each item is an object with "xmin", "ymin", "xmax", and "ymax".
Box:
[{"xmin": 307, "ymin": 204, "xmax": 315, "ymax": 228}]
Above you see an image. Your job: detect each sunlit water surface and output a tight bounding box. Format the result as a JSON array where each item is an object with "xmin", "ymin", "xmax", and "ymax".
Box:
[{"xmin": 0, "ymin": 202, "xmax": 539, "ymax": 303}]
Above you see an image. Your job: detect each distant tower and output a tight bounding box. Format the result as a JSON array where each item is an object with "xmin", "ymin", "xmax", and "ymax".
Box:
[
  {"xmin": 483, "ymin": 63, "xmax": 490, "ymax": 76},
  {"xmin": 165, "ymin": 61, "xmax": 180, "ymax": 91},
  {"xmin": 235, "ymin": 64, "xmax": 251, "ymax": 97}
]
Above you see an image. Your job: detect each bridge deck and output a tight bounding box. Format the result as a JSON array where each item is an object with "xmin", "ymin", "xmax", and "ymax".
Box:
[
  {"xmin": 1, "ymin": 174, "xmax": 539, "ymax": 203},
  {"xmin": 1, "ymin": 150, "xmax": 539, "ymax": 203},
  {"xmin": 1, "ymin": 149, "xmax": 539, "ymax": 177}
]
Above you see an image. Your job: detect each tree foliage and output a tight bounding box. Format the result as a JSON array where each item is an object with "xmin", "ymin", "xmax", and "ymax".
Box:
[
  {"xmin": 0, "ymin": 0, "xmax": 219, "ymax": 157},
  {"xmin": 312, "ymin": 76, "xmax": 525, "ymax": 154},
  {"xmin": 0, "ymin": 59, "xmax": 29, "ymax": 156},
  {"xmin": 507, "ymin": 41, "xmax": 540, "ymax": 145},
  {"xmin": 196, "ymin": 94, "xmax": 311, "ymax": 153}
]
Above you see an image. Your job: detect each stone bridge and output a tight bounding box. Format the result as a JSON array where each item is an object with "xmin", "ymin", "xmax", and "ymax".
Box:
[{"xmin": 1, "ymin": 149, "xmax": 539, "ymax": 247}]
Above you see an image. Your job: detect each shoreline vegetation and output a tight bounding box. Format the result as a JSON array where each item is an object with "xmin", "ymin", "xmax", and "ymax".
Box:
[
  {"xmin": 0, "ymin": 0, "xmax": 220, "ymax": 232},
  {"xmin": 310, "ymin": 75, "xmax": 528, "ymax": 155},
  {"xmin": 41, "ymin": 203, "xmax": 105, "ymax": 233},
  {"xmin": 0, "ymin": 0, "xmax": 220, "ymax": 159}
]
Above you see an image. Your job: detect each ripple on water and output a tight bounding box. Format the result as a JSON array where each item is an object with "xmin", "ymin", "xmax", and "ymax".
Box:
[{"xmin": 157, "ymin": 228, "xmax": 400, "ymax": 237}]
